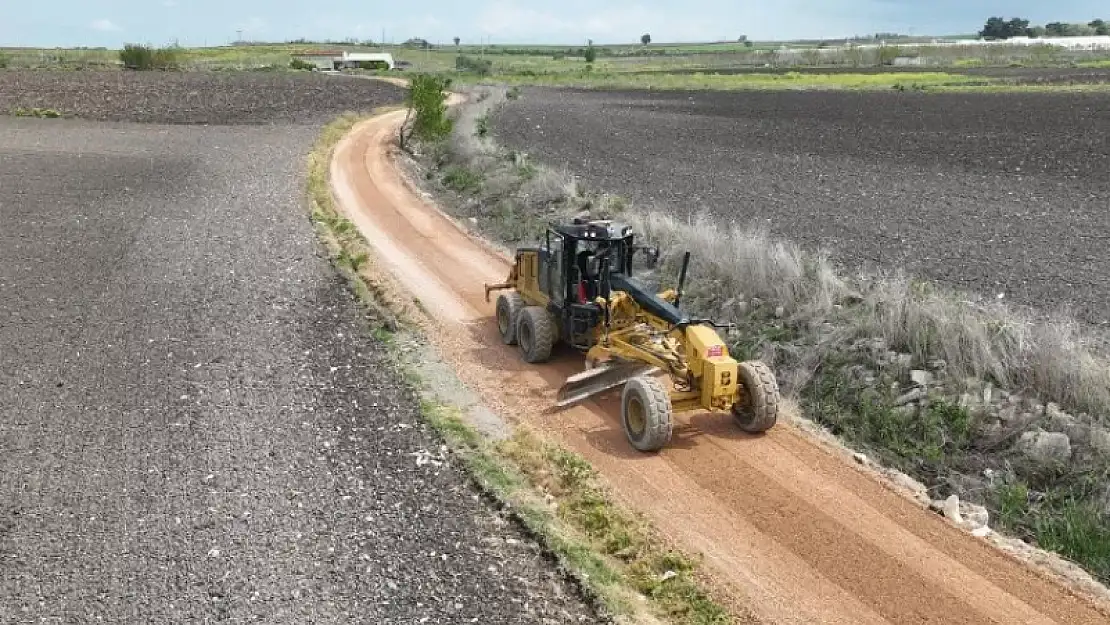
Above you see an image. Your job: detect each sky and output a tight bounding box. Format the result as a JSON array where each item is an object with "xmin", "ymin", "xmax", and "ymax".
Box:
[{"xmin": 3, "ymin": 1, "xmax": 1108, "ymax": 48}]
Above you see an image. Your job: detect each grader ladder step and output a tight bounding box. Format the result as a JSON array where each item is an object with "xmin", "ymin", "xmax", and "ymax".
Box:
[{"xmin": 555, "ymin": 363, "xmax": 660, "ymax": 407}]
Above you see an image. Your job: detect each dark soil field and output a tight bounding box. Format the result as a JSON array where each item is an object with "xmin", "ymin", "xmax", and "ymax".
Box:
[
  {"xmin": 637, "ymin": 65, "xmax": 1110, "ymax": 84},
  {"xmin": 493, "ymin": 87, "xmax": 1110, "ymax": 327},
  {"xmin": 0, "ymin": 73, "xmax": 595, "ymax": 622},
  {"xmin": 0, "ymin": 70, "xmax": 404, "ymax": 124}
]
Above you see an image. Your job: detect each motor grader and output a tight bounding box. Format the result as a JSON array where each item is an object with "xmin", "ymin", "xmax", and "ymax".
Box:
[{"xmin": 484, "ymin": 217, "xmax": 780, "ymax": 452}]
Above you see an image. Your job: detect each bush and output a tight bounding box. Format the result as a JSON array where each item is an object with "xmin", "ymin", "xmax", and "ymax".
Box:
[
  {"xmin": 455, "ymin": 54, "xmax": 493, "ymax": 76},
  {"xmin": 119, "ymin": 44, "xmax": 181, "ymax": 71},
  {"xmin": 289, "ymin": 58, "xmax": 316, "ymax": 71},
  {"xmin": 584, "ymin": 46, "xmax": 597, "ymax": 63}
]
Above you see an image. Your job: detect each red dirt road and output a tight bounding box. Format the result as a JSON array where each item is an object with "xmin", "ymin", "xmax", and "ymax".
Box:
[{"xmin": 330, "ymin": 109, "xmax": 1110, "ymax": 625}]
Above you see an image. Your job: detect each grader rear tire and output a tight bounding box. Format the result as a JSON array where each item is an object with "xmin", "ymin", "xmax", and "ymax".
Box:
[
  {"xmin": 516, "ymin": 306, "xmax": 557, "ymax": 363},
  {"xmin": 732, "ymin": 361, "xmax": 780, "ymax": 433},
  {"xmin": 496, "ymin": 291, "xmax": 524, "ymax": 345},
  {"xmin": 621, "ymin": 376, "xmax": 673, "ymax": 452}
]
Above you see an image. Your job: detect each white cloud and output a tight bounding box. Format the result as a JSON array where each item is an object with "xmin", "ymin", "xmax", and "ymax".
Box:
[
  {"xmin": 90, "ymin": 18, "xmax": 121, "ymax": 32},
  {"xmin": 475, "ymin": 2, "xmax": 716, "ymax": 43}
]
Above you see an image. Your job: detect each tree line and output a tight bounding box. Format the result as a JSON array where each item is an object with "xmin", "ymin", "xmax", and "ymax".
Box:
[{"xmin": 980, "ymin": 17, "xmax": 1109, "ymax": 40}]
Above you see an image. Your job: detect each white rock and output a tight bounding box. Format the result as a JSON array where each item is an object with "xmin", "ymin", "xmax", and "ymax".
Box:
[
  {"xmin": 971, "ymin": 526, "xmax": 993, "ymax": 538},
  {"xmin": 853, "ymin": 452, "xmax": 869, "ymax": 465},
  {"xmin": 910, "ymin": 370, "xmax": 933, "ymax": 387},
  {"xmin": 959, "ymin": 501, "xmax": 990, "ymax": 530},
  {"xmin": 942, "ymin": 495, "xmax": 963, "ymax": 524}
]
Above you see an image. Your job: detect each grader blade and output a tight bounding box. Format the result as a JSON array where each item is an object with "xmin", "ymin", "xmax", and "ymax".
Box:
[{"xmin": 555, "ymin": 362, "xmax": 659, "ymax": 407}]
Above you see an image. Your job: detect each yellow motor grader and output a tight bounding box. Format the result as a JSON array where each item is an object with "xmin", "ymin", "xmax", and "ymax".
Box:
[{"xmin": 484, "ymin": 217, "xmax": 780, "ymax": 452}]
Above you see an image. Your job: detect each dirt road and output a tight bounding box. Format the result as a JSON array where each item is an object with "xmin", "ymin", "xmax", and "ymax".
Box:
[{"xmin": 331, "ymin": 109, "xmax": 1110, "ymax": 624}]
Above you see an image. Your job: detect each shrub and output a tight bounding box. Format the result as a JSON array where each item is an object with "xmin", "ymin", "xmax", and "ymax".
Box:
[
  {"xmin": 119, "ymin": 43, "xmax": 180, "ymax": 70},
  {"xmin": 289, "ymin": 58, "xmax": 316, "ymax": 71},
  {"xmin": 400, "ymin": 74, "xmax": 453, "ymax": 148},
  {"xmin": 0, "ymin": 53, "xmax": 8, "ymax": 69},
  {"xmin": 584, "ymin": 46, "xmax": 597, "ymax": 63},
  {"xmin": 455, "ymin": 54, "xmax": 493, "ymax": 76},
  {"xmin": 442, "ymin": 166, "xmax": 483, "ymax": 193}
]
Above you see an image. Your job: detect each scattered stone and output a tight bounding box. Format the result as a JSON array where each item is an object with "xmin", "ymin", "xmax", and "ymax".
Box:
[
  {"xmin": 996, "ymin": 406, "xmax": 1018, "ymax": 423},
  {"xmin": 1091, "ymin": 428, "xmax": 1110, "ymax": 456},
  {"xmin": 958, "ymin": 501, "xmax": 990, "ymax": 531},
  {"xmin": 895, "ymin": 387, "xmax": 926, "ymax": 406},
  {"xmin": 1017, "ymin": 431, "xmax": 1072, "ymax": 465},
  {"xmin": 926, "ymin": 359, "xmax": 947, "ymax": 371},
  {"xmin": 895, "ymin": 353, "xmax": 913, "ymax": 368},
  {"xmin": 853, "ymin": 452, "xmax": 869, "ymax": 465},
  {"xmin": 971, "ymin": 526, "xmax": 993, "ymax": 538},
  {"xmin": 982, "ymin": 383, "xmax": 994, "ymax": 406},
  {"xmin": 774, "ymin": 305, "xmax": 785, "ymax": 319},
  {"xmin": 889, "ymin": 470, "xmax": 930, "ymax": 504},
  {"xmin": 910, "ymin": 370, "xmax": 933, "ymax": 387}
]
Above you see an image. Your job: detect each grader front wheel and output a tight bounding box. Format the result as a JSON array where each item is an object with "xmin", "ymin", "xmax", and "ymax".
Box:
[
  {"xmin": 517, "ymin": 306, "xmax": 557, "ymax": 364},
  {"xmin": 732, "ymin": 360, "xmax": 780, "ymax": 433},
  {"xmin": 621, "ymin": 376, "xmax": 673, "ymax": 452}
]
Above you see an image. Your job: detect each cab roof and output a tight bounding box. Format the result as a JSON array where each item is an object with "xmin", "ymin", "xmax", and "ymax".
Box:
[{"xmin": 552, "ymin": 218, "xmax": 633, "ymax": 241}]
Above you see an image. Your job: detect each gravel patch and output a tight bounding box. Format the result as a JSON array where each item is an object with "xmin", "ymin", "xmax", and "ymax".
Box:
[
  {"xmin": 0, "ymin": 114, "xmax": 596, "ymax": 623},
  {"xmin": 0, "ymin": 70, "xmax": 405, "ymax": 124},
  {"xmin": 493, "ymin": 87, "xmax": 1110, "ymax": 327}
]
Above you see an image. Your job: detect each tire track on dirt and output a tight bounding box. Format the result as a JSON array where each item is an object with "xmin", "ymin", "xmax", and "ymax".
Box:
[{"xmin": 331, "ymin": 108, "xmax": 1110, "ymax": 625}]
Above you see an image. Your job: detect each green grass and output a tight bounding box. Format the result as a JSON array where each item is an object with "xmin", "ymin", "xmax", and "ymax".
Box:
[
  {"xmin": 993, "ymin": 482, "xmax": 1110, "ymax": 583},
  {"xmin": 11, "ymin": 107, "xmax": 62, "ymax": 118}
]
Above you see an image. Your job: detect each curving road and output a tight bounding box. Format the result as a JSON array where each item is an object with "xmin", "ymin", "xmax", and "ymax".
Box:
[
  {"xmin": 0, "ymin": 116, "xmax": 595, "ymax": 623},
  {"xmin": 330, "ymin": 106, "xmax": 1110, "ymax": 625}
]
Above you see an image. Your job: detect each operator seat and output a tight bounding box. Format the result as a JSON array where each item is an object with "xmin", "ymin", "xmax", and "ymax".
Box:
[{"xmin": 576, "ymin": 250, "xmax": 599, "ymax": 302}]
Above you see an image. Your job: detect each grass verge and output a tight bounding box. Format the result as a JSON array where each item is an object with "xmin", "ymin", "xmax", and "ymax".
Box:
[
  {"xmin": 305, "ymin": 105, "xmax": 744, "ymax": 624},
  {"xmin": 407, "ymin": 84, "xmax": 1110, "ymax": 588},
  {"xmin": 465, "ymin": 70, "xmax": 987, "ymax": 91}
]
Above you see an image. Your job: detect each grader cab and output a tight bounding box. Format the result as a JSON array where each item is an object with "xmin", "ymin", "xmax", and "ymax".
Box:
[{"xmin": 484, "ymin": 217, "xmax": 780, "ymax": 452}]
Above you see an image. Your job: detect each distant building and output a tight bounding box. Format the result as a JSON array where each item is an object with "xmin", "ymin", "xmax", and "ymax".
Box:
[{"xmin": 291, "ymin": 50, "xmax": 396, "ymax": 71}]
